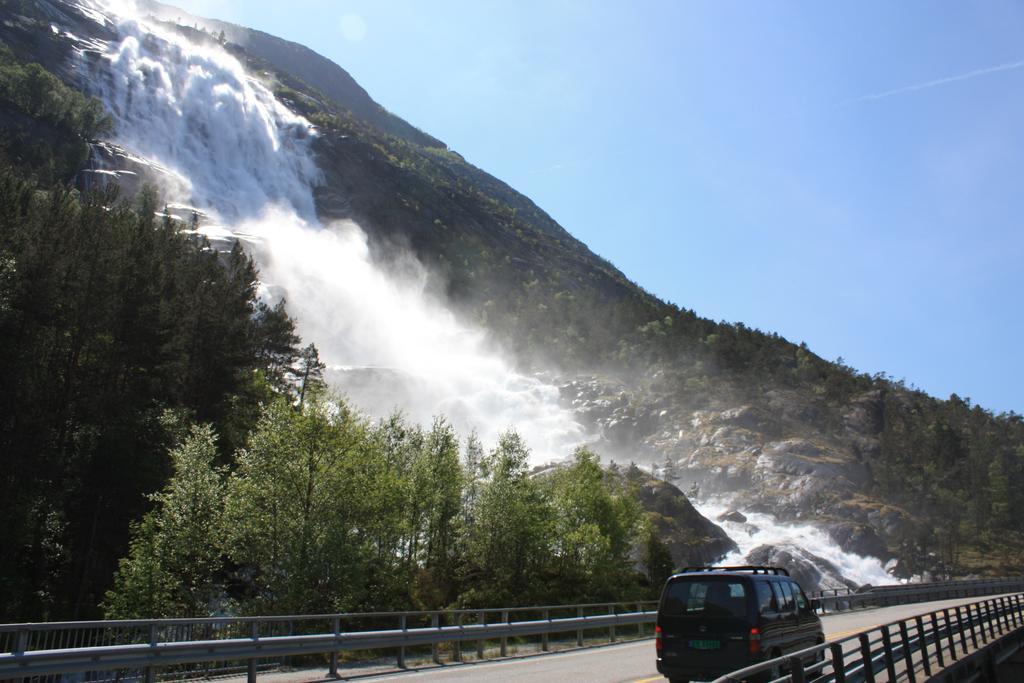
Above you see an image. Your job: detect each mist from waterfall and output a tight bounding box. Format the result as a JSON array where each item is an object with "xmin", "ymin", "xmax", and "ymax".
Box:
[{"xmin": 78, "ymin": 0, "xmax": 587, "ymax": 458}]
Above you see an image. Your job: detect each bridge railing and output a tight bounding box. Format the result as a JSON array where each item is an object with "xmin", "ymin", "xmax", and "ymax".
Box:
[
  {"xmin": 808, "ymin": 577, "xmax": 1024, "ymax": 613},
  {"xmin": 714, "ymin": 592, "xmax": 1024, "ymax": 683}
]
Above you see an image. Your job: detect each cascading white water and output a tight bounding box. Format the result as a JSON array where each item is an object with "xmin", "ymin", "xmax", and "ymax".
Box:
[
  {"xmin": 76, "ymin": 0, "xmax": 587, "ymax": 458},
  {"xmin": 87, "ymin": 13, "xmax": 320, "ymax": 221},
  {"xmin": 691, "ymin": 496, "xmax": 895, "ymax": 587},
  {"xmin": 240, "ymin": 209, "xmax": 588, "ymax": 456}
]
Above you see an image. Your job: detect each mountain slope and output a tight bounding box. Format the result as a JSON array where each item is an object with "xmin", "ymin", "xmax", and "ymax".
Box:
[
  {"xmin": 2, "ymin": 0, "xmax": 1023, "ymax": 587},
  {"xmin": 217, "ymin": 15, "xmax": 1024, "ymax": 577}
]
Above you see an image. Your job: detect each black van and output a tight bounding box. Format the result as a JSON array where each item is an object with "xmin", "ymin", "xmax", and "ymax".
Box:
[{"xmin": 655, "ymin": 566, "xmax": 824, "ymax": 683}]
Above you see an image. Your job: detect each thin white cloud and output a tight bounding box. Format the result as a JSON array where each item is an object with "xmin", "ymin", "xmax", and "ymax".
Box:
[{"xmin": 845, "ymin": 59, "xmax": 1024, "ymax": 104}]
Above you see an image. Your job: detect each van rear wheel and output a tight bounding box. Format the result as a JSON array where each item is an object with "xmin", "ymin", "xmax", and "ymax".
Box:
[{"xmin": 668, "ymin": 679, "xmax": 689, "ymax": 683}]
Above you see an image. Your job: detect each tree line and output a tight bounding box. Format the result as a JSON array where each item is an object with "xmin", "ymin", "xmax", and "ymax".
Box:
[{"xmin": 104, "ymin": 402, "xmax": 659, "ymax": 619}]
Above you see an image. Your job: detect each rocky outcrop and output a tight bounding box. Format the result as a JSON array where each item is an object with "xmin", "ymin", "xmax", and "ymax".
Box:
[
  {"xmin": 746, "ymin": 544, "xmax": 859, "ymax": 593},
  {"xmin": 630, "ymin": 474, "xmax": 738, "ymax": 567},
  {"xmin": 826, "ymin": 521, "xmax": 891, "ymax": 561}
]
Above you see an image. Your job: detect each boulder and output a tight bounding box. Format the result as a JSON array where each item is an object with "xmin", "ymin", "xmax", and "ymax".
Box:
[
  {"xmin": 826, "ymin": 521, "xmax": 890, "ymax": 561},
  {"xmin": 717, "ymin": 510, "xmax": 748, "ymax": 524},
  {"xmin": 717, "ymin": 405, "xmax": 774, "ymax": 433},
  {"xmin": 746, "ymin": 544, "xmax": 858, "ymax": 593}
]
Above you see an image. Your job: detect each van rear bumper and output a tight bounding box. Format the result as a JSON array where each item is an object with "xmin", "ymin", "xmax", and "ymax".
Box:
[{"xmin": 656, "ymin": 655, "xmax": 741, "ymax": 681}]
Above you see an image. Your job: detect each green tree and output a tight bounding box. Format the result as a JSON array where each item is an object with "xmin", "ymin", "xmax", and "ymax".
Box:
[
  {"xmin": 460, "ymin": 431, "xmax": 552, "ymax": 605},
  {"xmin": 642, "ymin": 525, "xmax": 675, "ymax": 597},
  {"xmin": 103, "ymin": 425, "xmax": 226, "ymax": 618},
  {"xmin": 988, "ymin": 453, "xmax": 1012, "ymax": 531},
  {"xmin": 408, "ymin": 417, "xmax": 463, "ymax": 607},
  {"xmin": 224, "ymin": 397, "xmax": 369, "ymax": 613},
  {"xmin": 546, "ymin": 448, "xmax": 642, "ymax": 600}
]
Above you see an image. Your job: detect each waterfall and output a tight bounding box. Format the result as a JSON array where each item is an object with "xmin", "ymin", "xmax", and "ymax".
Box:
[{"xmin": 75, "ymin": 0, "xmax": 588, "ymax": 458}]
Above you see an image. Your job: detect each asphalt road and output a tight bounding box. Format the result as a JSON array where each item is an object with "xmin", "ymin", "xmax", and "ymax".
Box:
[{"xmin": 241, "ymin": 594, "xmax": 1012, "ymax": 683}]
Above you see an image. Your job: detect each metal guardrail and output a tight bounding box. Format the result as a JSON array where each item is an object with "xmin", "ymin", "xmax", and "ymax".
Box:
[
  {"xmin": 808, "ymin": 577, "xmax": 1024, "ymax": 614},
  {"xmin": 714, "ymin": 592, "xmax": 1024, "ymax": 683},
  {"xmin": 0, "ymin": 601, "xmax": 658, "ymax": 681}
]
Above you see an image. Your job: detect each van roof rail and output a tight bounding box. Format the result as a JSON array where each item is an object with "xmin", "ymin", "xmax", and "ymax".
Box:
[{"xmin": 679, "ymin": 565, "xmax": 791, "ymax": 576}]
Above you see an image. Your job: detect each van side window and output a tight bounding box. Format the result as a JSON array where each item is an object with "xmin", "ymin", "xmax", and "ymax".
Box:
[
  {"xmin": 769, "ymin": 582, "xmax": 786, "ymax": 613},
  {"xmin": 792, "ymin": 582, "xmax": 809, "ymax": 611},
  {"xmin": 779, "ymin": 581, "xmax": 795, "ymax": 612},
  {"xmin": 756, "ymin": 581, "xmax": 777, "ymax": 614}
]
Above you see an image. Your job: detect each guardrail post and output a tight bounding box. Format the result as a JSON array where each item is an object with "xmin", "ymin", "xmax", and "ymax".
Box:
[
  {"xmin": 637, "ymin": 602, "xmax": 644, "ymax": 636},
  {"xmin": 955, "ymin": 606, "xmax": 969, "ymax": 654},
  {"xmin": 931, "ymin": 613, "xmax": 945, "ymax": 669},
  {"xmin": 988, "ymin": 598, "xmax": 1001, "ymax": 636},
  {"xmin": 915, "ymin": 616, "xmax": 931, "ymax": 677},
  {"xmin": 830, "ymin": 642, "xmax": 846, "ymax": 683},
  {"xmin": 859, "ymin": 632, "xmax": 876, "ymax": 683},
  {"xmin": 942, "ymin": 609, "xmax": 957, "ymax": 660},
  {"xmin": 144, "ymin": 623, "xmax": 157, "ymax": 683},
  {"xmin": 980, "ymin": 601, "xmax": 994, "ymax": 642},
  {"xmin": 454, "ymin": 613, "xmax": 462, "ymax": 662},
  {"xmin": 397, "ymin": 615, "xmax": 407, "ymax": 669},
  {"xmin": 287, "ymin": 619, "xmax": 294, "ymax": 669},
  {"xmin": 329, "ymin": 616, "xmax": 340, "ymax": 678},
  {"xmin": 898, "ymin": 621, "xmax": 915, "ymax": 683},
  {"xmin": 967, "ymin": 603, "xmax": 981, "ymax": 649},
  {"xmin": 881, "ymin": 626, "xmax": 897, "ymax": 683},
  {"xmin": 577, "ymin": 606, "xmax": 584, "ymax": 647},
  {"xmin": 999, "ymin": 597, "xmax": 1011, "ymax": 632},
  {"xmin": 477, "ymin": 611, "xmax": 484, "ymax": 660},
  {"xmin": 248, "ymin": 621, "xmax": 258, "ymax": 683},
  {"xmin": 609, "ymin": 604, "xmax": 616, "ymax": 642},
  {"xmin": 787, "ymin": 655, "xmax": 806, "ymax": 683},
  {"xmin": 541, "ymin": 609, "xmax": 549, "ymax": 652},
  {"xmin": 14, "ymin": 628, "xmax": 29, "ymax": 655},
  {"xmin": 431, "ymin": 613, "xmax": 441, "ymax": 664},
  {"xmin": 500, "ymin": 610, "xmax": 509, "ymax": 657}
]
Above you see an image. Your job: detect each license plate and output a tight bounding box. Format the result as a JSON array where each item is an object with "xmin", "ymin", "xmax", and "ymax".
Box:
[{"xmin": 688, "ymin": 639, "xmax": 720, "ymax": 650}]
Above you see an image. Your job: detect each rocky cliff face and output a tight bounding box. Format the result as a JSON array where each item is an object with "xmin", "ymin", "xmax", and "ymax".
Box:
[{"xmin": 563, "ymin": 376, "xmax": 910, "ymax": 569}]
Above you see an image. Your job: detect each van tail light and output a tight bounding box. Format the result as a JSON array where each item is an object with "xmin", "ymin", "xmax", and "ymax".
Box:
[
  {"xmin": 655, "ymin": 624, "xmax": 663, "ymax": 652},
  {"xmin": 749, "ymin": 627, "xmax": 761, "ymax": 655}
]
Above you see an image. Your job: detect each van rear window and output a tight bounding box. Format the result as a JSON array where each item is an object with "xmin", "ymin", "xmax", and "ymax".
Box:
[{"xmin": 662, "ymin": 579, "xmax": 747, "ymax": 618}]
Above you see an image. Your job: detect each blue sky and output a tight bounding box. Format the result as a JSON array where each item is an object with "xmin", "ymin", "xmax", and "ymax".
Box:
[{"xmin": 174, "ymin": 0, "xmax": 1024, "ymax": 415}]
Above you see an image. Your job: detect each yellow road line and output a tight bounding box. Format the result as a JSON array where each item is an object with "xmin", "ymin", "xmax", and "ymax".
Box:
[
  {"xmin": 632, "ymin": 677, "xmax": 663, "ymax": 682},
  {"xmin": 828, "ymin": 627, "xmax": 869, "ymax": 641}
]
